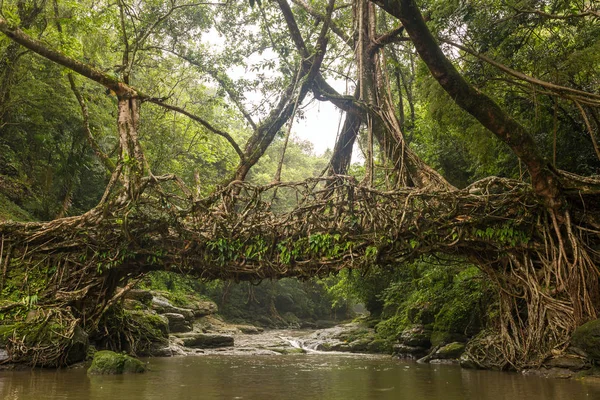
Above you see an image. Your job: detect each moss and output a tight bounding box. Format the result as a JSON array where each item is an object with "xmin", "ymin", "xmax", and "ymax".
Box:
[
  {"xmin": 436, "ymin": 342, "xmax": 465, "ymax": 359},
  {"xmin": 0, "ymin": 324, "xmax": 16, "ymax": 345},
  {"xmin": 0, "ymin": 192, "xmax": 34, "ymax": 222},
  {"xmin": 572, "ymin": 319, "xmax": 600, "ymax": 360},
  {"xmin": 87, "ymin": 350, "xmax": 146, "ymax": 375},
  {"xmin": 430, "ymin": 331, "xmax": 466, "ymax": 347},
  {"xmin": 125, "ymin": 310, "xmax": 170, "ymax": 338}
]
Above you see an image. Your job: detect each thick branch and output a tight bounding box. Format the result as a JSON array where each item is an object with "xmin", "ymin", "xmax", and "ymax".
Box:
[
  {"xmin": 372, "ymin": 0, "xmax": 564, "ymax": 209},
  {"xmin": 0, "ymin": 18, "xmax": 244, "ymax": 160},
  {"xmin": 443, "ymin": 40, "xmax": 600, "ymax": 107}
]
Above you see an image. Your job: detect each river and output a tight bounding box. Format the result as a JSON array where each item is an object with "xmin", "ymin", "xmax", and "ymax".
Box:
[{"xmin": 2, "ymin": 352, "xmax": 600, "ymax": 400}]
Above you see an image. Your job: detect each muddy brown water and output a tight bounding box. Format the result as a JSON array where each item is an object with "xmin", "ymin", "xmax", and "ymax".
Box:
[{"xmin": 2, "ymin": 353, "xmax": 600, "ymax": 400}]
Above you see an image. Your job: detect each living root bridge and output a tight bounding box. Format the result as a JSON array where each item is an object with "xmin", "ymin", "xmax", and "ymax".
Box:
[{"xmin": 1, "ymin": 175, "xmax": 600, "ymax": 369}]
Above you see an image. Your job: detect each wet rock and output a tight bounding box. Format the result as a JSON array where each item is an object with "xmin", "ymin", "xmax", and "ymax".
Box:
[
  {"xmin": 433, "ymin": 342, "xmax": 465, "ymax": 360},
  {"xmin": 393, "ymin": 344, "xmax": 428, "ymax": 358},
  {"xmin": 0, "ymin": 348, "xmax": 9, "ymax": 362},
  {"xmin": 124, "ymin": 289, "xmax": 153, "ymax": 306},
  {"xmin": 522, "ymin": 367, "xmax": 574, "ymax": 379},
  {"xmin": 163, "ymin": 313, "xmax": 192, "ymax": 333},
  {"xmin": 459, "ymin": 353, "xmax": 481, "ymax": 369},
  {"xmin": 543, "ymin": 355, "xmax": 589, "ymax": 371},
  {"xmin": 87, "ymin": 350, "xmax": 146, "ymax": 375},
  {"xmin": 66, "ymin": 325, "xmax": 89, "ymax": 364},
  {"xmin": 571, "ymin": 319, "xmax": 600, "ymax": 361},
  {"xmin": 175, "ymin": 332, "xmax": 234, "ymax": 348},
  {"xmin": 151, "ymin": 296, "xmax": 194, "ymax": 321},
  {"xmin": 367, "ymin": 339, "xmax": 391, "ymax": 354},
  {"xmin": 430, "ymin": 359, "xmax": 458, "ymax": 365},
  {"xmin": 398, "ymin": 325, "xmax": 432, "ymax": 348}
]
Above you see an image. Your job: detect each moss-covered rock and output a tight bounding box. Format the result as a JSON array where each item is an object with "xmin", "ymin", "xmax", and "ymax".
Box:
[
  {"xmin": 125, "ymin": 310, "xmax": 170, "ymax": 338},
  {"xmin": 571, "ymin": 319, "xmax": 600, "ymax": 361},
  {"xmin": 175, "ymin": 333, "xmax": 234, "ymax": 348},
  {"xmin": 430, "ymin": 331, "xmax": 466, "ymax": 347},
  {"xmin": 434, "ymin": 342, "xmax": 465, "ymax": 359},
  {"xmin": 398, "ymin": 325, "xmax": 432, "ymax": 347},
  {"xmin": 87, "ymin": 350, "xmax": 146, "ymax": 375},
  {"xmin": 124, "ymin": 289, "xmax": 153, "ymax": 306},
  {"xmin": 367, "ymin": 338, "xmax": 391, "ymax": 354}
]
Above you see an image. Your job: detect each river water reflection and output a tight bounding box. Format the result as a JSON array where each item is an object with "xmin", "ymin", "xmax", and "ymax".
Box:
[{"xmin": 1, "ymin": 354, "xmax": 599, "ymax": 400}]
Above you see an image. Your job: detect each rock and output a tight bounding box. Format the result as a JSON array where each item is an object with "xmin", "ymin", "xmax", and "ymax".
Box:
[
  {"xmin": 126, "ymin": 310, "xmax": 170, "ymax": 338},
  {"xmin": 543, "ymin": 355, "xmax": 589, "ymax": 371},
  {"xmin": 87, "ymin": 350, "xmax": 146, "ymax": 375},
  {"xmin": 236, "ymin": 325, "xmax": 264, "ymax": 334},
  {"xmin": 275, "ymin": 293, "xmax": 296, "ymax": 313},
  {"xmin": 430, "ymin": 359, "xmax": 458, "ymax": 365},
  {"xmin": 459, "ymin": 353, "xmax": 481, "ymax": 369},
  {"xmin": 315, "ymin": 320, "xmax": 337, "ymax": 329},
  {"xmin": 393, "ymin": 344, "xmax": 428, "ymax": 358},
  {"xmin": 123, "ymin": 299, "xmax": 145, "ymax": 311},
  {"xmin": 430, "ymin": 331, "xmax": 467, "ymax": 347},
  {"xmin": 65, "ymin": 325, "xmax": 89, "ymax": 364},
  {"xmin": 522, "ymin": 367, "xmax": 575, "ymax": 379},
  {"xmin": 189, "ymin": 300, "xmax": 218, "ymax": 317},
  {"xmin": 151, "ymin": 296, "xmax": 194, "ymax": 321},
  {"xmin": 433, "ymin": 342, "xmax": 465, "ymax": 360},
  {"xmin": 398, "ymin": 325, "xmax": 432, "ymax": 348},
  {"xmin": 124, "ymin": 289, "xmax": 153, "ymax": 306},
  {"xmin": 175, "ymin": 333, "xmax": 234, "ymax": 348},
  {"xmin": 367, "ymin": 339, "xmax": 390, "ymax": 354},
  {"xmin": 163, "ymin": 313, "xmax": 192, "ymax": 333},
  {"xmin": 348, "ymin": 338, "xmax": 371, "ymax": 352},
  {"xmin": 571, "ymin": 319, "xmax": 600, "ymax": 361}
]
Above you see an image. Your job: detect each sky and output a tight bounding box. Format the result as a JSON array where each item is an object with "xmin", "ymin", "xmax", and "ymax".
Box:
[{"xmin": 204, "ymin": 27, "xmax": 353, "ymax": 157}]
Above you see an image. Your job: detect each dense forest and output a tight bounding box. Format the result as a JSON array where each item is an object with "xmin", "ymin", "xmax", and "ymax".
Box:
[{"xmin": 0, "ymin": 0, "xmax": 599, "ymax": 372}]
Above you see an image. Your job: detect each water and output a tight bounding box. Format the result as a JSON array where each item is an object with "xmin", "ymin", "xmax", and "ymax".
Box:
[{"xmin": 2, "ymin": 354, "xmax": 599, "ymax": 400}]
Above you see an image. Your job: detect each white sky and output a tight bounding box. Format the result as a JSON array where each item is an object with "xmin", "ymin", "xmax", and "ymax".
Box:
[{"xmin": 204, "ymin": 27, "xmax": 352, "ymax": 157}]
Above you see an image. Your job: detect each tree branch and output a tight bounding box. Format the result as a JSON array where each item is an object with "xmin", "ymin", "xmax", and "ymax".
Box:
[
  {"xmin": 371, "ymin": 0, "xmax": 564, "ymax": 209},
  {"xmin": 443, "ymin": 39, "xmax": 600, "ymax": 107},
  {"xmin": 0, "ymin": 17, "xmax": 244, "ymax": 160}
]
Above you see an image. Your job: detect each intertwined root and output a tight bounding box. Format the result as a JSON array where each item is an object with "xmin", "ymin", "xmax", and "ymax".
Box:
[{"xmin": 1, "ymin": 175, "xmax": 599, "ymax": 368}]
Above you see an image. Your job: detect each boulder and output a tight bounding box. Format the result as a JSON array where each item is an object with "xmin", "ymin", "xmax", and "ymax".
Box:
[
  {"xmin": 189, "ymin": 300, "xmax": 218, "ymax": 317},
  {"xmin": 367, "ymin": 339, "xmax": 391, "ymax": 354},
  {"xmin": 151, "ymin": 296, "xmax": 194, "ymax": 321},
  {"xmin": 571, "ymin": 319, "xmax": 600, "ymax": 361},
  {"xmin": 175, "ymin": 333, "xmax": 234, "ymax": 348},
  {"xmin": 124, "ymin": 289, "xmax": 153, "ymax": 306},
  {"xmin": 393, "ymin": 344, "xmax": 428, "ymax": 358},
  {"xmin": 543, "ymin": 355, "xmax": 589, "ymax": 371},
  {"xmin": 65, "ymin": 325, "xmax": 89, "ymax": 364},
  {"xmin": 398, "ymin": 325, "xmax": 432, "ymax": 348},
  {"xmin": 236, "ymin": 325, "xmax": 264, "ymax": 334},
  {"xmin": 0, "ymin": 348, "xmax": 8, "ymax": 362},
  {"xmin": 163, "ymin": 313, "xmax": 192, "ymax": 333},
  {"xmin": 433, "ymin": 342, "xmax": 465, "ymax": 360},
  {"xmin": 430, "ymin": 331, "xmax": 467, "ymax": 347},
  {"xmin": 459, "ymin": 353, "xmax": 481, "ymax": 369},
  {"xmin": 87, "ymin": 350, "xmax": 146, "ymax": 375},
  {"xmin": 126, "ymin": 310, "xmax": 170, "ymax": 338}
]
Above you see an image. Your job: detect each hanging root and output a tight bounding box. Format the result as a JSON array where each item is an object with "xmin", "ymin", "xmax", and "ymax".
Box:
[{"xmin": 0, "ymin": 175, "xmax": 599, "ymax": 368}]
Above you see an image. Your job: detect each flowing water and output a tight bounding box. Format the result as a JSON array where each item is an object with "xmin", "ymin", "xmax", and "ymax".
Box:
[
  {"xmin": 2, "ymin": 354, "xmax": 600, "ymax": 400},
  {"xmin": 2, "ymin": 330, "xmax": 600, "ymax": 400}
]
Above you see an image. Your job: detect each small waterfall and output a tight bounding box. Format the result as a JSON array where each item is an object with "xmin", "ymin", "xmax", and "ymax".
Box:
[{"xmin": 281, "ymin": 337, "xmax": 326, "ymax": 353}]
